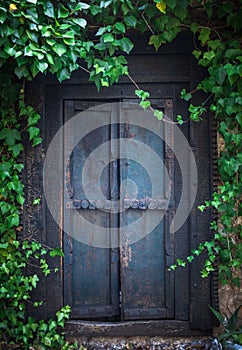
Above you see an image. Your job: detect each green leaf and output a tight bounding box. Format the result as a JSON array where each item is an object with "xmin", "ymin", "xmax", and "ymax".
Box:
[
  {"xmin": 119, "ymin": 37, "xmax": 134, "ymax": 54},
  {"xmin": 57, "ymin": 4, "xmax": 69, "ymax": 18},
  {"xmin": 53, "ymin": 44, "xmax": 67, "ymax": 56},
  {"xmin": 198, "ymin": 28, "xmax": 211, "ymax": 46},
  {"xmin": 50, "ymin": 247, "xmax": 64, "ymax": 257},
  {"xmin": 10, "ymin": 143, "xmax": 24, "ymax": 157},
  {"xmin": 114, "ymin": 22, "xmax": 125, "ymax": 33},
  {"xmin": 46, "ymin": 53, "xmax": 54, "ymax": 65},
  {"xmin": 26, "ymin": 8, "xmax": 39, "ymax": 24},
  {"xmin": 166, "ymin": 0, "xmax": 177, "ymax": 9},
  {"xmin": 204, "ymin": 51, "xmax": 215, "ymax": 61},
  {"xmin": 74, "ymin": 2, "xmax": 90, "ymax": 10},
  {"xmin": 0, "ymin": 128, "xmax": 21, "ymax": 146},
  {"xmin": 33, "ymin": 198, "xmax": 41, "ymax": 205},
  {"xmin": 72, "ymin": 18, "xmax": 87, "ymax": 28},
  {"xmin": 191, "ymin": 23, "xmax": 198, "ymax": 34},
  {"xmin": 95, "ymin": 43, "xmax": 106, "ymax": 51},
  {"xmin": 217, "ymin": 68, "xmax": 227, "ymax": 85},
  {"xmin": 96, "ymin": 27, "xmax": 108, "ymax": 36},
  {"xmin": 0, "ymin": 162, "xmax": 11, "ymax": 179},
  {"xmin": 154, "ymin": 110, "xmax": 163, "ymax": 120},
  {"xmin": 4, "ymin": 45, "xmax": 17, "ymax": 57},
  {"xmin": 100, "ymin": 0, "xmax": 112, "ymax": 8},
  {"xmin": 149, "ymin": 34, "xmax": 164, "ymax": 51},
  {"xmin": 181, "ymin": 89, "xmax": 192, "ymax": 101},
  {"xmin": 24, "ymin": 46, "xmax": 33, "ymax": 57},
  {"xmin": 0, "ymin": 11, "xmax": 7, "ymax": 24},
  {"xmin": 44, "ymin": 2, "xmax": 55, "ymax": 18},
  {"xmin": 140, "ymin": 100, "xmax": 151, "ymax": 109},
  {"xmin": 28, "ymin": 126, "xmax": 40, "ymax": 141},
  {"xmin": 26, "ymin": 0, "xmax": 37, "ymax": 3},
  {"xmin": 14, "ymin": 163, "xmax": 24, "ymax": 172},
  {"xmin": 32, "ymin": 137, "xmax": 42, "ymax": 147},
  {"xmin": 15, "ymin": 66, "xmax": 29, "ymax": 79},
  {"xmin": 208, "ymin": 305, "xmax": 225, "ymax": 324},
  {"xmin": 103, "ymin": 33, "xmax": 114, "ymax": 42},
  {"xmin": 36, "ymin": 61, "xmax": 48, "ymax": 73},
  {"xmin": 176, "ymin": 115, "xmax": 183, "ymax": 125},
  {"xmin": 57, "ymin": 67, "xmax": 71, "ymax": 82},
  {"xmin": 124, "ymin": 16, "xmax": 137, "ymax": 27},
  {"xmin": 16, "ymin": 193, "xmax": 25, "ymax": 205},
  {"xmin": 63, "ymin": 30, "xmax": 75, "ymax": 38}
]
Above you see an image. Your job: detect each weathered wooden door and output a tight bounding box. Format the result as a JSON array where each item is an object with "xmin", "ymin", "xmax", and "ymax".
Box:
[
  {"xmin": 26, "ymin": 34, "xmax": 215, "ymax": 333},
  {"xmin": 64, "ymin": 100, "xmax": 175, "ymax": 320}
]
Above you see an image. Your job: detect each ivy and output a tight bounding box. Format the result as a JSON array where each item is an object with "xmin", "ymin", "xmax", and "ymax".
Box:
[{"xmin": 0, "ymin": 0, "xmax": 241, "ymax": 347}]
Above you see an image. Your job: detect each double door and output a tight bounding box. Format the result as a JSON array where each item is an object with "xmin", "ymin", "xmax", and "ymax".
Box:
[{"xmin": 63, "ymin": 100, "xmax": 175, "ymax": 320}]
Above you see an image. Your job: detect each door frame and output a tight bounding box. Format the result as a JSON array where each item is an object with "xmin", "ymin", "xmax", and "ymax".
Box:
[{"xmin": 24, "ymin": 32, "xmax": 218, "ymax": 335}]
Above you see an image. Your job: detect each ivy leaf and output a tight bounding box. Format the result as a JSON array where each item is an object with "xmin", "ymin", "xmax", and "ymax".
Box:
[
  {"xmin": 32, "ymin": 137, "xmax": 42, "ymax": 147},
  {"xmin": 50, "ymin": 247, "xmax": 64, "ymax": 257},
  {"xmin": 154, "ymin": 110, "xmax": 163, "ymax": 120},
  {"xmin": 114, "ymin": 22, "xmax": 125, "ymax": 33},
  {"xmin": 57, "ymin": 4, "xmax": 69, "ymax": 18},
  {"xmin": 0, "ymin": 162, "xmax": 11, "ymax": 179},
  {"xmin": 124, "ymin": 16, "xmax": 136, "ymax": 27},
  {"xmin": 10, "ymin": 143, "xmax": 24, "ymax": 157},
  {"xmin": 100, "ymin": 0, "xmax": 112, "ymax": 8},
  {"xmin": 28, "ymin": 126, "xmax": 40, "ymax": 141},
  {"xmin": 119, "ymin": 38, "xmax": 134, "ymax": 54},
  {"xmin": 0, "ymin": 128, "xmax": 21, "ymax": 146},
  {"xmin": 217, "ymin": 68, "xmax": 227, "ymax": 85},
  {"xmin": 52, "ymin": 44, "xmax": 67, "ymax": 56},
  {"xmin": 149, "ymin": 34, "xmax": 164, "ymax": 51},
  {"xmin": 0, "ymin": 11, "xmax": 7, "ymax": 24},
  {"xmin": 181, "ymin": 89, "xmax": 192, "ymax": 101},
  {"xmin": 140, "ymin": 100, "xmax": 151, "ymax": 109},
  {"xmin": 103, "ymin": 33, "xmax": 114, "ymax": 43},
  {"xmin": 96, "ymin": 27, "xmax": 108, "ymax": 36},
  {"xmin": 72, "ymin": 18, "xmax": 87, "ymax": 28},
  {"xmin": 204, "ymin": 51, "xmax": 215, "ymax": 62},
  {"xmin": 57, "ymin": 67, "xmax": 71, "ymax": 82},
  {"xmin": 36, "ymin": 61, "xmax": 48, "ymax": 73},
  {"xmin": 44, "ymin": 2, "xmax": 55, "ymax": 18},
  {"xmin": 198, "ymin": 28, "xmax": 211, "ymax": 46},
  {"xmin": 46, "ymin": 53, "xmax": 54, "ymax": 65}
]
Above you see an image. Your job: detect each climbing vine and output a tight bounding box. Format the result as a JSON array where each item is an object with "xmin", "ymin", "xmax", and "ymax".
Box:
[{"xmin": 0, "ymin": 0, "xmax": 241, "ymax": 348}]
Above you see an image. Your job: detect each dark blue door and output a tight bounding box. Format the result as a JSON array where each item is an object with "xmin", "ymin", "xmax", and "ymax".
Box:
[{"xmin": 64, "ymin": 100, "xmax": 175, "ymax": 320}]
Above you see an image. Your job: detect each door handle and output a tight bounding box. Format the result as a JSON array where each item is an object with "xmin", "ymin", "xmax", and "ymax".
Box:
[{"xmin": 65, "ymin": 198, "xmax": 167, "ymax": 210}]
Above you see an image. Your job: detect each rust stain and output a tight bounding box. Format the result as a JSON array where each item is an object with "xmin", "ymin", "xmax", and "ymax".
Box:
[
  {"xmin": 121, "ymin": 243, "xmax": 132, "ymax": 268},
  {"xmin": 65, "ymin": 159, "xmax": 73, "ymax": 199}
]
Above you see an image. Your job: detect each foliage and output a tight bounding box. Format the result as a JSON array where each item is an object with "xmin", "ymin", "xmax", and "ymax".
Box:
[
  {"xmin": 0, "ymin": 70, "xmax": 74, "ymax": 348},
  {"xmin": 209, "ymin": 305, "xmax": 242, "ymax": 346},
  {"xmin": 0, "ymin": 0, "xmax": 241, "ymax": 347},
  {"xmin": 152, "ymin": 0, "xmax": 242, "ymax": 286}
]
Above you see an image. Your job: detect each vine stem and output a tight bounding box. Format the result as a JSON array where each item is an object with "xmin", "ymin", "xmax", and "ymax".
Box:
[
  {"xmin": 141, "ymin": 12, "xmax": 154, "ymax": 35},
  {"xmin": 79, "ymin": 65, "xmax": 91, "ymax": 74},
  {"xmin": 127, "ymin": 74, "xmax": 189, "ymax": 125}
]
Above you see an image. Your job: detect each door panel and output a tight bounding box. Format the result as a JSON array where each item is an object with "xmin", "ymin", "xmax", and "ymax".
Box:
[
  {"xmin": 64, "ymin": 102, "xmax": 120, "ymax": 319},
  {"xmin": 119, "ymin": 102, "xmax": 173, "ymax": 320}
]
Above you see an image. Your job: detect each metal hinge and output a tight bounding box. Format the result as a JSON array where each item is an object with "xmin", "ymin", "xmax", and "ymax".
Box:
[{"xmin": 119, "ymin": 290, "xmax": 122, "ymax": 308}]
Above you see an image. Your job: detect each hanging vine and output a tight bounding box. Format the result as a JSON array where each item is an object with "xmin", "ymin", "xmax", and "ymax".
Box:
[{"xmin": 0, "ymin": 0, "xmax": 241, "ymax": 348}]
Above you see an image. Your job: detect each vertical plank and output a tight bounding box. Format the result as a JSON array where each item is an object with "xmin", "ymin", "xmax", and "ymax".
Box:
[
  {"xmin": 119, "ymin": 102, "xmax": 171, "ymax": 320},
  {"xmin": 63, "ymin": 101, "xmax": 120, "ymax": 319},
  {"xmin": 189, "ymin": 55, "xmax": 213, "ymax": 329}
]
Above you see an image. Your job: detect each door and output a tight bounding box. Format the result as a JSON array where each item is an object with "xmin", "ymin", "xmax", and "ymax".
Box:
[{"xmin": 63, "ymin": 99, "xmax": 175, "ymax": 320}]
